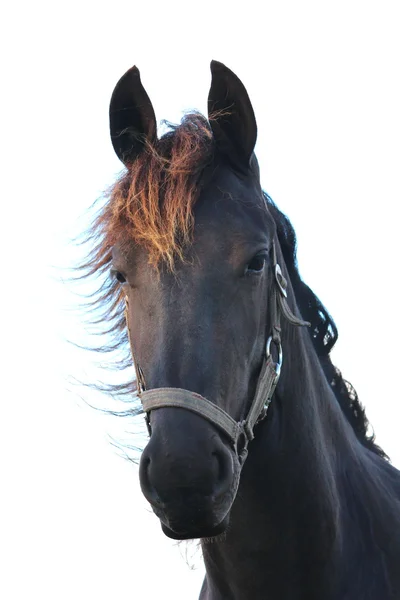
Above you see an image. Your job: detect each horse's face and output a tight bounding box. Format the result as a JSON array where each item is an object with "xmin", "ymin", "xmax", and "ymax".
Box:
[
  {"xmin": 109, "ymin": 62, "xmax": 275, "ymax": 539},
  {"xmin": 113, "ymin": 169, "xmax": 274, "ymax": 538}
]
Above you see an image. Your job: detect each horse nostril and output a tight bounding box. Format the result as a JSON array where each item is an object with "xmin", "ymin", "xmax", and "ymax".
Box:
[
  {"xmin": 213, "ymin": 450, "xmax": 226, "ymax": 480},
  {"xmin": 139, "ymin": 453, "xmax": 163, "ymax": 507},
  {"xmin": 212, "ymin": 445, "xmax": 234, "ymax": 499}
]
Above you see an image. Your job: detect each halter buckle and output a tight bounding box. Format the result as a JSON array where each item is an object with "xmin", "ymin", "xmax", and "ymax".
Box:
[
  {"xmin": 275, "ymin": 264, "xmax": 287, "ymax": 298},
  {"xmin": 137, "ymin": 365, "xmax": 146, "ymax": 392},
  {"xmin": 266, "ymin": 336, "xmax": 283, "ymax": 375}
]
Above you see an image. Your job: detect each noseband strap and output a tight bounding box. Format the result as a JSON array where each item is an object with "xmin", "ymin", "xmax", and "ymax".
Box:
[
  {"xmin": 139, "ymin": 388, "xmax": 242, "ymax": 443},
  {"xmin": 125, "ymin": 242, "xmax": 309, "ymax": 464}
]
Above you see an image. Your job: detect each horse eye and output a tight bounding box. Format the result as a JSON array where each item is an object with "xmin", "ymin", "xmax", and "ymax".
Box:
[
  {"xmin": 112, "ymin": 270, "xmax": 126, "ymax": 284},
  {"xmin": 246, "ymin": 255, "xmax": 266, "ymax": 274}
]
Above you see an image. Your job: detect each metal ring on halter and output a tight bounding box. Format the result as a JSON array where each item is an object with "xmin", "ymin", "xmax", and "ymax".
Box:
[
  {"xmin": 275, "ymin": 264, "xmax": 287, "ymax": 298},
  {"xmin": 266, "ymin": 336, "xmax": 283, "ymax": 377},
  {"xmin": 137, "ymin": 365, "xmax": 146, "ymax": 392}
]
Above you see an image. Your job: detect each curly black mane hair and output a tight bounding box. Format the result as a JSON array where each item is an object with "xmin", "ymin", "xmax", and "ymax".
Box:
[{"xmin": 265, "ymin": 194, "xmax": 386, "ymax": 459}]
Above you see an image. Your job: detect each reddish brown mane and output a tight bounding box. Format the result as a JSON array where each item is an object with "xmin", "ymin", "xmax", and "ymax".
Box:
[
  {"xmin": 98, "ymin": 112, "xmax": 214, "ymax": 271},
  {"xmin": 75, "ymin": 113, "xmax": 215, "ymax": 404}
]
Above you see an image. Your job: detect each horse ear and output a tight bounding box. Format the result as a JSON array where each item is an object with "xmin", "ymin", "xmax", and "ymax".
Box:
[
  {"xmin": 208, "ymin": 60, "xmax": 257, "ymax": 171},
  {"xmin": 109, "ymin": 66, "xmax": 157, "ymax": 165}
]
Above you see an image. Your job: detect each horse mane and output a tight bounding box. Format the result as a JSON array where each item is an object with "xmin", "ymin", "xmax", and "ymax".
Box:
[
  {"xmin": 265, "ymin": 195, "xmax": 387, "ymax": 459},
  {"xmin": 79, "ymin": 112, "xmax": 385, "ymax": 457},
  {"xmin": 77, "ymin": 113, "xmax": 216, "ymax": 407},
  {"xmin": 99, "ymin": 112, "xmax": 214, "ymax": 270}
]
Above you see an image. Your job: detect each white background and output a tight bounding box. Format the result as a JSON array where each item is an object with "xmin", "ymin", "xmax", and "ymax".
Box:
[{"xmin": 1, "ymin": 1, "xmax": 399, "ymax": 598}]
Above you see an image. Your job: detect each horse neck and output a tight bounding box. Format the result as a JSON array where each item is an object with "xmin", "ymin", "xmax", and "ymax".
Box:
[{"xmin": 200, "ymin": 319, "xmax": 361, "ymax": 599}]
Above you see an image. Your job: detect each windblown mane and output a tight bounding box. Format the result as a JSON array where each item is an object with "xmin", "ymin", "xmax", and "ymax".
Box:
[
  {"xmin": 79, "ymin": 112, "xmax": 385, "ymax": 456},
  {"xmin": 266, "ymin": 196, "xmax": 387, "ymax": 459},
  {"xmin": 77, "ymin": 113, "xmax": 215, "ymax": 407},
  {"xmin": 101, "ymin": 112, "xmax": 214, "ymax": 270}
]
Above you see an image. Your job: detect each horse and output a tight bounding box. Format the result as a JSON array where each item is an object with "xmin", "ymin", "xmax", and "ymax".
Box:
[{"xmin": 83, "ymin": 61, "xmax": 400, "ymax": 599}]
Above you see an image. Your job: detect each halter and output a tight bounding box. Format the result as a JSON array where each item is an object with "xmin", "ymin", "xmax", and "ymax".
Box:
[{"xmin": 125, "ymin": 242, "xmax": 309, "ymax": 464}]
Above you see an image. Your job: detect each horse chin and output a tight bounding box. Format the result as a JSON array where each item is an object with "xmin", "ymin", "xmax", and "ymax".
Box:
[{"xmin": 160, "ymin": 513, "xmax": 230, "ymax": 540}]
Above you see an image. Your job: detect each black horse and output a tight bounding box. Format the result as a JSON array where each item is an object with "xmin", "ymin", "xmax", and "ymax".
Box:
[{"xmin": 85, "ymin": 61, "xmax": 400, "ymax": 599}]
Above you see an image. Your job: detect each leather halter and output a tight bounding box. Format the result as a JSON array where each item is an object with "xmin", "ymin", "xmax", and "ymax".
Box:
[{"xmin": 125, "ymin": 242, "xmax": 309, "ymax": 464}]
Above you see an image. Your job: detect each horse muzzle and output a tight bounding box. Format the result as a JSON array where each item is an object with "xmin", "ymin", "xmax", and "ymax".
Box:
[{"xmin": 138, "ymin": 405, "xmax": 240, "ymax": 539}]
